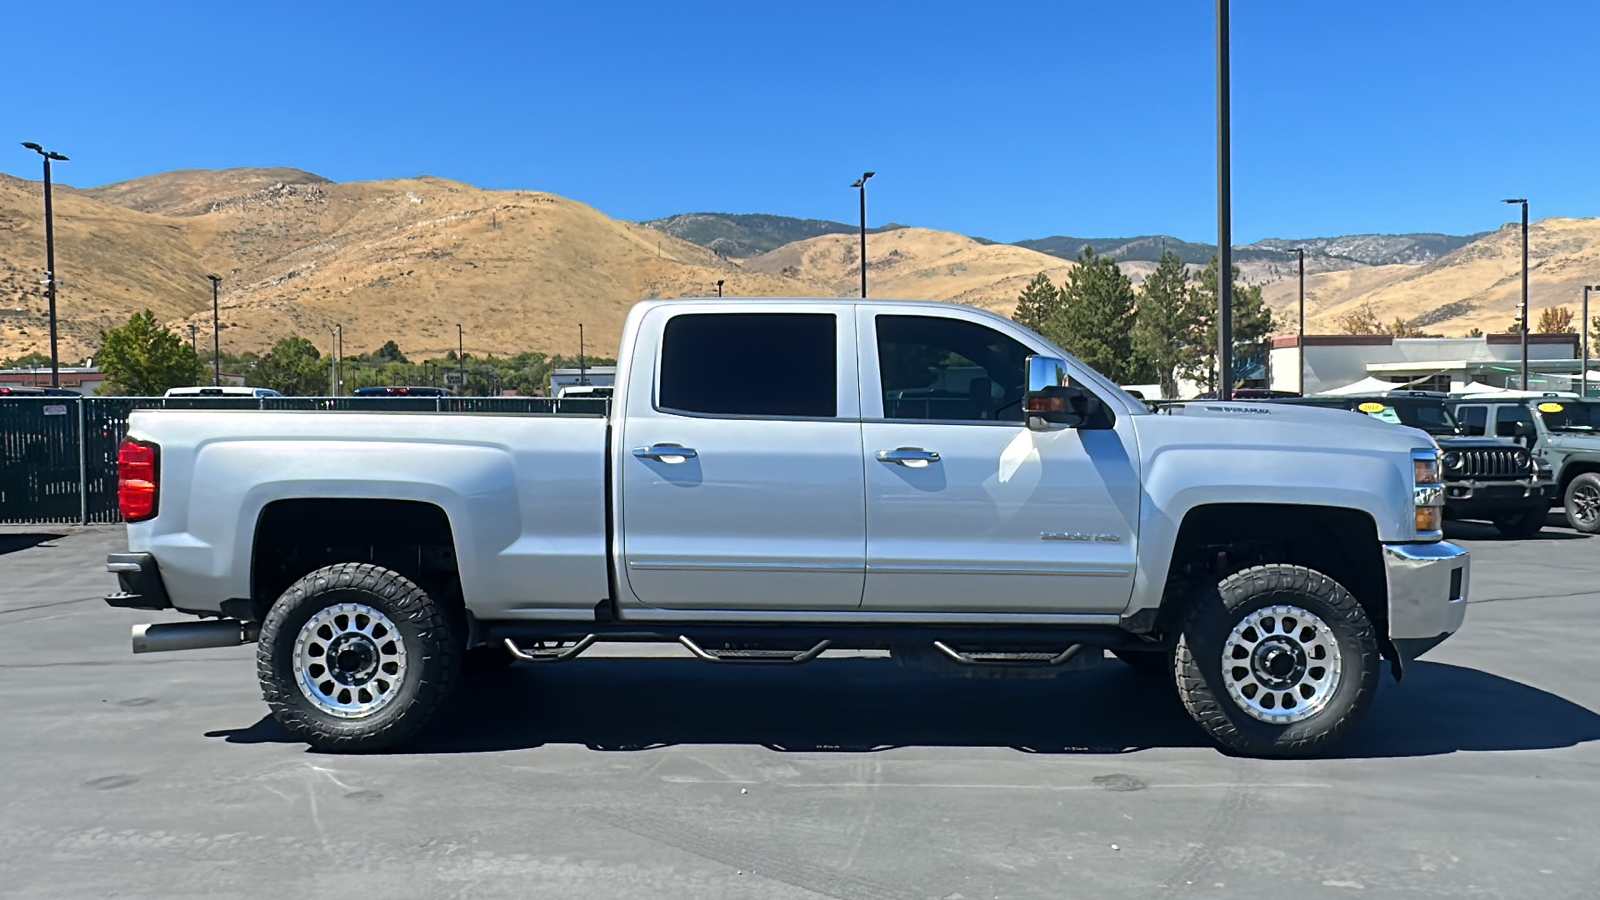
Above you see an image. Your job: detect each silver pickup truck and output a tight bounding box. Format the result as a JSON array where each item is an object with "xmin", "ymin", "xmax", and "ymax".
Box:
[{"xmin": 105, "ymin": 298, "xmax": 1468, "ymax": 758}]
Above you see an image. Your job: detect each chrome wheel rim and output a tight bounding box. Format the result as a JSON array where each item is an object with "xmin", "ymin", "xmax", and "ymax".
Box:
[
  {"xmin": 1572, "ymin": 484, "xmax": 1600, "ymax": 525},
  {"xmin": 1222, "ymin": 605, "xmax": 1342, "ymax": 725},
  {"xmin": 293, "ymin": 603, "xmax": 407, "ymax": 718}
]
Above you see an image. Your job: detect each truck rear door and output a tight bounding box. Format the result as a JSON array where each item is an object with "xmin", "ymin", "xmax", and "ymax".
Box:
[{"xmin": 616, "ymin": 305, "xmax": 866, "ymax": 611}]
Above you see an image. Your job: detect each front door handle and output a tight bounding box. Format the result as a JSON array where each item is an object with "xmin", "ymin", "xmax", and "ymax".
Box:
[
  {"xmin": 633, "ymin": 443, "xmax": 698, "ymax": 463},
  {"xmin": 875, "ymin": 447, "xmax": 941, "ymax": 467}
]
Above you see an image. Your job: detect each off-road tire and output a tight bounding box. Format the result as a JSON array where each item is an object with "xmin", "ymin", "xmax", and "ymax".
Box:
[
  {"xmin": 1564, "ymin": 473, "xmax": 1600, "ymax": 534},
  {"xmin": 1492, "ymin": 506, "xmax": 1547, "ymax": 539},
  {"xmin": 1111, "ymin": 647, "xmax": 1172, "ymax": 677},
  {"xmin": 257, "ymin": 563, "xmax": 458, "ymax": 752},
  {"xmin": 1174, "ymin": 564, "xmax": 1380, "ymax": 758}
]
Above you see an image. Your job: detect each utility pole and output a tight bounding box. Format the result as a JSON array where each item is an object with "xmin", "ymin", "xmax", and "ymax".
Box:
[
  {"xmin": 330, "ymin": 324, "xmax": 341, "ymax": 395},
  {"xmin": 21, "ymin": 142, "xmax": 67, "ymax": 388},
  {"xmin": 851, "ymin": 172, "xmax": 875, "ymax": 298},
  {"xmin": 1215, "ymin": 0, "xmax": 1234, "ymax": 399},
  {"xmin": 1297, "ymin": 247, "xmax": 1306, "ymax": 395},
  {"xmin": 456, "ymin": 324, "xmax": 465, "ymax": 393},
  {"xmin": 1584, "ymin": 285, "xmax": 1596, "ymax": 397},
  {"xmin": 1504, "ymin": 198, "xmax": 1529, "ymax": 388},
  {"xmin": 205, "ymin": 275, "xmax": 223, "ymax": 385},
  {"xmin": 578, "ymin": 323, "xmax": 587, "ymax": 385}
]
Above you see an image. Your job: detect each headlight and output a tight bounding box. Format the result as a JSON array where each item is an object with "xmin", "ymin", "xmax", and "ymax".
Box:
[
  {"xmin": 1414, "ymin": 457, "xmax": 1441, "ymax": 486},
  {"xmin": 1442, "ymin": 451, "xmax": 1462, "ymax": 470},
  {"xmin": 1412, "ymin": 450, "xmax": 1443, "ymax": 539}
]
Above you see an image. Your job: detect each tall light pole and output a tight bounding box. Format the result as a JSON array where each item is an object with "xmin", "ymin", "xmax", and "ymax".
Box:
[
  {"xmin": 578, "ymin": 323, "xmax": 587, "ymax": 385},
  {"xmin": 1504, "ymin": 198, "xmax": 1529, "ymax": 389},
  {"xmin": 1295, "ymin": 247, "xmax": 1306, "ymax": 395},
  {"xmin": 716, "ymin": 279, "xmax": 725, "ymax": 298},
  {"xmin": 330, "ymin": 324, "xmax": 342, "ymax": 395},
  {"xmin": 1585, "ymin": 285, "xmax": 1596, "ymax": 397},
  {"xmin": 205, "ymin": 274, "xmax": 222, "ymax": 385},
  {"xmin": 851, "ymin": 171, "xmax": 875, "ymax": 298},
  {"xmin": 1215, "ymin": 1, "xmax": 1234, "ymax": 399},
  {"xmin": 21, "ymin": 142, "xmax": 68, "ymax": 388},
  {"xmin": 456, "ymin": 323, "xmax": 465, "ymax": 390}
]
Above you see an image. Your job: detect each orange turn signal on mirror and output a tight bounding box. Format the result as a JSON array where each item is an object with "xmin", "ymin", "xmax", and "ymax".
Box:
[
  {"xmin": 1416, "ymin": 505, "xmax": 1442, "ymax": 534},
  {"xmin": 1026, "ymin": 396, "xmax": 1065, "ymax": 413}
]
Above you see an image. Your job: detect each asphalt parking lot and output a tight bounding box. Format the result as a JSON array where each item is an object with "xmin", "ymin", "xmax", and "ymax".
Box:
[{"xmin": 2, "ymin": 520, "xmax": 1598, "ymax": 900}]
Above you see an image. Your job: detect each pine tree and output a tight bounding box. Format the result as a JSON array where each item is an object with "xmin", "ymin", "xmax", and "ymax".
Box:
[
  {"xmin": 1187, "ymin": 258, "xmax": 1275, "ymax": 390},
  {"xmin": 1011, "ymin": 271, "xmax": 1061, "ymax": 332},
  {"xmin": 1038, "ymin": 247, "xmax": 1138, "ymax": 383},
  {"xmin": 1131, "ymin": 251, "xmax": 1197, "ymax": 399}
]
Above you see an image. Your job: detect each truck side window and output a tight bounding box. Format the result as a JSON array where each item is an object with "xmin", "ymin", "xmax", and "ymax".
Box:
[
  {"xmin": 658, "ymin": 313, "xmax": 836, "ymax": 417},
  {"xmin": 1494, "ymin": 405, "xmax": 1534, "ymax": 439},
  {"xmin": 876, "ymin": 315, "xmax": 1030, "ymax": 423},
  {"xmin": 1456, "ymin": 405, "xmax": 1487, "ymax": 436}
]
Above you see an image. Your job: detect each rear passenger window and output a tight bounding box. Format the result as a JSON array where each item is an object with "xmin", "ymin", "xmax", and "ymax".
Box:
[
  {"xmin": 1456, "ymin": 405, "xmax": 1487, "ymax": 436},
  {"xmin": 659, "ymin": 313, "xmax": 836, "ymax": 417}
]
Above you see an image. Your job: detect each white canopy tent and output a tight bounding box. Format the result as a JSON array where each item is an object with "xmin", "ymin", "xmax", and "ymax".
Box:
[{"xmin": 1315, "ymin": 376, "xmax": 1407, "ymax": 396}]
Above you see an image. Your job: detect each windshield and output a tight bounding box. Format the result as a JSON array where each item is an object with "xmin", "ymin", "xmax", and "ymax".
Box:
[
  {"xmin": 1352, "ymin": 400, "xmax": 1463, "ymax": 435},
  {"xmin": 1536, "ymin": 399, "xmax": 1600, "ymax": 433}
]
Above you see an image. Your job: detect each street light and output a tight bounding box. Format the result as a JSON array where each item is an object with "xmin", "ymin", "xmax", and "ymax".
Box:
[
  {"xmin": 1289, "ymin": 247, "xmax": 1306, "ymax": 394},
  {"xmin": 21, "ymin": 142, "xmax": 68, "ymax": 388},
  {"xmin": 850, "ymin": 171, "xmax": 875, "ymax": 298},
  {"xmin": 1585, "ymin": 285, "xmax": 1597, "ymax": 397},
  {"xmin": 456, "ymin": 323, "xmax": 465, "ymax": 390},
  {"xmin": 330, "ymin": 324, "xmax": 342, "ymax": 396},
  {"xmin": 1503, "ymin": 198, "xmax": 1529, "ymax": 389},
  {"xmin": 1215, "ymin": 0, "xmax": 1234, "ymax": 399},
  {"xmin": 205, "ymin": 274, "xmax": 222, "ymax": 385}
]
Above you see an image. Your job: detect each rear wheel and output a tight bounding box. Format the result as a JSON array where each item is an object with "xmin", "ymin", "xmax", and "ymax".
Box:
[
  {"xmin": 1174, "ymin": 565, "xmax": 1380, "ymax": 758},
  {"xmin": 1565, "ymin": 473, "xmax": 1600, "ymax": 534},
  {"xmin": 257, "ymin": 563, "xmax": 458, "ymax": 752},
  {"xmin": 1492, "ymin": 506, "xmax": 1547, "ymax": 539}
]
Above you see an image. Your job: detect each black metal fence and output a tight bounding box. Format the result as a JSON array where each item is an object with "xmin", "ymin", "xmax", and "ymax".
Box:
[{"xmin": 0, "ymin": 396, "xmax": 603, "ymax": 525}]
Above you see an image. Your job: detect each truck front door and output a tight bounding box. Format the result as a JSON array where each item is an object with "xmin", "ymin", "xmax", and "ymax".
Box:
[
  {"xmin": 856, "ymin": 309, "xmax": 1140, "ymax": 615},
  {"xmin": 618, "ymin": 307, "xmax": 866, "ymax": 611}
]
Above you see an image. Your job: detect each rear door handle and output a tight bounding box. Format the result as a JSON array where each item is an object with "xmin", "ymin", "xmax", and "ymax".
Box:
[
  {"xmin": 875, "ymin": 447, "xmax": 940, "ymax": 467},
  {"xmin": 633, "ymin": 443, "xmax": 698, "ymax": 463}
]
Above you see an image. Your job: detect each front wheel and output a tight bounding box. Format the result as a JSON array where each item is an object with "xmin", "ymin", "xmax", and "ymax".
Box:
[
  {"xmin": 1492, "ymin": 506, "xmax": 1547, "ymax": 539},
  {"xmin": 1565, "ymin": 473, "xmax": 1600, "ymax": 534},
  {"xmin": 257, "ymin": 563, "xmax": 459, "ymax": 752},
  {"xmin": 1174, "ymin": 565, "xmax": 1380, "ymax": 758}
]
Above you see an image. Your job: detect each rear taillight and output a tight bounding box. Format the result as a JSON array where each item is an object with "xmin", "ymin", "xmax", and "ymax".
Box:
[{"xmin": 118, "ymin": 439, "xmax": 159, "ymax": 522}]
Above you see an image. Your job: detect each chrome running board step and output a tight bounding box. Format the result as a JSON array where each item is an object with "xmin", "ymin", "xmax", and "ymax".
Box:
[
  {"xmin": 503, "ymin": 635, "xmax": 597, "ymax": 662},
  {"xmin": 933, "ymin": 640, "xmax": 1085, "ymax": 668},
  {"xmin": 678, "ymin": 635, "xmax": 831, "ymax": 664}
]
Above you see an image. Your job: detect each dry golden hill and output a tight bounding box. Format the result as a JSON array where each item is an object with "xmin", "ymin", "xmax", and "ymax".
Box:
[
  {"xmin": 742, "ymin": 227, "xmax": 1158, "ymax": 316},
  {"xmin": 1314, "ymin": 218, "xmax": 1600, "ymax": 336},
  {"xmin": 0, "ymin": 169, "xmax": 823, "ymax": 362}
]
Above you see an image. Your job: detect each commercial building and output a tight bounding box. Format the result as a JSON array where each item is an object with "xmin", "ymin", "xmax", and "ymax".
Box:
[{"xmin": 1268, "ymin": 333, "xmax": 1588, "ymax": 396}]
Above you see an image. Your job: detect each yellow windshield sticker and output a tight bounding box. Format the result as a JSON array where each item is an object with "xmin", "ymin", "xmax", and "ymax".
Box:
[
  {"xmin": 1357, "ymin": 402, "xmax": 1386, "ymax": 413},
  {"xmin": 1539, "ymin": 402, "xmax": 1564, "ymax": 413}
]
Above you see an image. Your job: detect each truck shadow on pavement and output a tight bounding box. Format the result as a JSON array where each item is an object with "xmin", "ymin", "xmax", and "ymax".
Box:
[
  {"xmin": 210, "ymin": 656, "xmax": 1600, "ymax": 759},
  {"xmin": 1444, "ymin": 517, "xmax": 1589, "ymax": 542},
  {"xmin": 0, "ymin": 533, "xmax": 66, "ymax": 556}
]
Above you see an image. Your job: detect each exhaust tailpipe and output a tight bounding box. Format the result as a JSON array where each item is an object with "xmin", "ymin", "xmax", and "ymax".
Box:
[{"xmin": 132, "ymin": 619, "xmax": 259, "ymax": 654}]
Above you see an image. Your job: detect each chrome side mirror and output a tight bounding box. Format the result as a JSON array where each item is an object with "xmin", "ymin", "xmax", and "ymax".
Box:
[{"xmin": 1023, "ymin": 355, "xmax": 1097, "ymax": 430}]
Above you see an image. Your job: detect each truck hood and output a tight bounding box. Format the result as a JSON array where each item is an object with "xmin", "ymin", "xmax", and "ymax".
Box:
[{"xmin": 1150, "ymin": 400, "xmax": 1437, "ymax": 453}]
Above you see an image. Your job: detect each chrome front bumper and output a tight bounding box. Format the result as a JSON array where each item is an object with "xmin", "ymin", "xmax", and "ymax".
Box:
[{"xmin": 1383, "ymin": 541, "xmax": 1469, "ymax": 669}]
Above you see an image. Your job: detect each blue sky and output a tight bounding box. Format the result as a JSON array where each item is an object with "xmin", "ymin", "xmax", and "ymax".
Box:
[{"xmin": 5, "ymin": 0, "xmax": 1597, "ymax": 244}]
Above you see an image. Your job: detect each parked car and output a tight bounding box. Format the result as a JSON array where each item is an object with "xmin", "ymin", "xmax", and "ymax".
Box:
[
  {"xmin": 164, "ymin": 386, "xmax": 283, "ymax": 398},
  {"xmin": 351, "ymin": 386, "xmax": 454, "ymax": 397},
  {"xmin": 1448, "ymin": 395, "xmax": 1600, "ymax": 533},
  {"xmin": 0, "ymin": 385, "xmax": 83, "ymax": 396},
  {"xmin": 1268, "ymin": 391, "xmax": 1555, "ymax": 537},
  {"xmin": 102, "ymin": 298, "xmax": 1466, "ymax": 759}
]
